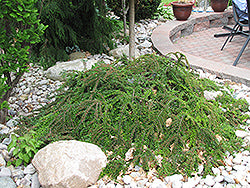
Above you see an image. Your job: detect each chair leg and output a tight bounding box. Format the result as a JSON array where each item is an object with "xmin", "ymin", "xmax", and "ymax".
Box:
[
  {"xmin": 229, "ymin": 24, "xmax": 240, "ymax": 42},
  {"xmin": 233, "ymin": 36, "xmax": 250, "ymax": 66},
  {"xmin": 221, "ymin": 24, "xmax": 239, "ymax": 51}
]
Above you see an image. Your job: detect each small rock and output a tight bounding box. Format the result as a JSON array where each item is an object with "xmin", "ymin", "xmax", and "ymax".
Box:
[
  {"xmin": 139, "ymin": 40, "xmax": 152, "ymax": 49},
  {"xmin": 0, "ymin": 167, "xmax": 12, "ymax": 177},
  {"xmin": 0, "ymin": 127, "xmax": 10, "ymax": 134},
  {"xmin": 123, "ymin": 175, "xmax": 133, "ymax": 185},
  {"xmin": 171, "ymin": 181, "xmax": 182, "ymax": 188},
  {"xmin": 2, "ymin": 137, "xmax": 12, "ymax": 145},
  {"xmin": 0, "ymin": 154, "xmax": 6, "ymax": 167},
  {"xmin": 213, "ymin": 182, "xmax": 223, "ymax": 188},
  {"xmin": 136, "ymin": 178, "xmax": 148, "ymax": 187},
  {"xmin": 23, "ymin": 87, "xmax": 31, "ymax": 94},
  {"xmin": 224, "ymin": 175, "xmax": 235, "ymax": 184},
  {"xmin": 150, "ymin": 179, "xmax": 166, "ymax": 188},
  {"xmin": 11, "ymin": 168, "xmax": 24, "ymax": 179},
  {"xmin": 24, "ymin": 164, "xmax": 36, "ymax": 175},
  {"xmin": 37, "ymin": 80, "xmax": 49, "ymax": 86},
  {"xmin": 204, "ymin": 175, "xmax": 215, "ymax": 186},
  {"xmin": 20, "ymin": 174, "xmax": 32, "ymax": 187},
  {"xmin": 214, "ymin": 175, "xmax": 224, "ymax": 183},
  {"xmin": 232, "ymin": 157, "xmax": 242, "ymax": 165},
  {"xmin": 233, "ymin": 165, "xmax": 246, "ymax": 172},
  {"xmin": 168, "ymin": 174, "xmax": 183, "ymax": 183},
  {"xmin": 225, "ymin": 165, "xmax": 232, "ymax": 171},
  {"xmin": 212, "ymin": 167, "xmax": 220, "ymax": 176},
  {"xmin": 20, "ymin": 94, "xmax": 29, "ymax": 101},
  {"xmin": 204, "ymin": 90, "xmax": 222, "ymax": 100},
  {"xmin": 1, "ymin": 149, "xmax": 11, "ymax": 161},
  {"xmin": 106, "ymin": 182, "xmax": 116, "ymax": 188},
  {"xmin": 0, "ymin": 143, "xmax": 8, "ymax": 150},
  {"xmin": 6, "ymin": 119, "xmax": 18, "ymax": 128}
]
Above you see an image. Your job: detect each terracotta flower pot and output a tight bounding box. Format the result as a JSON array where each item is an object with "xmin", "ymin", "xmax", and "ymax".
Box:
[
  {"xmin": 211, "ymin": 0, "xmax": 229, "ymax": 12},
  {"xmin": 171, "ymin": 1, "xmax": 194, "ymax": 21}
]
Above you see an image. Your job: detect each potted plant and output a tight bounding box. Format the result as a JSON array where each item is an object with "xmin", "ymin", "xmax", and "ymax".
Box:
[
  {"xmin": 171, "ymin": 0, "xmax": 195, "ymax": 21},
  {"xmin": 210, "ymin": 0, "xmax": 229, "ymax": 12}
]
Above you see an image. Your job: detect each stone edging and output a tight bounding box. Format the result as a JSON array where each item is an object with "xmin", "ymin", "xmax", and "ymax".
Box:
[{"xmin": 152, "ymin": 10, "xmax": 250, "ymax": 86}]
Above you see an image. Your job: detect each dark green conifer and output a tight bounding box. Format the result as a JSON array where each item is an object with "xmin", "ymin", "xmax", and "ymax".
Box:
[{"xmin": 35, "ymin": 0, "xmax": 121, "ymax": 63}]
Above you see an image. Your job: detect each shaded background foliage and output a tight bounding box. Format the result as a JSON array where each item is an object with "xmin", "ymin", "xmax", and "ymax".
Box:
[
  {"xmin": 106, "ymin": 0, "xmax": 161, "ymax": 21},
  {"xmin": 33, "ymin": 0, "xmax": 122, "ymax": 65}
]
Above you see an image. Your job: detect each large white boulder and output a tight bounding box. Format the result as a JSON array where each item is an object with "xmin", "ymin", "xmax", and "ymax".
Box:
[
  {"xmin": 45, "ymin": 59, "xmax": 98, "ymax": 81},
  {"xmin": 32, "ymin": 140, "xmax": 107, "ymax": 188},
  {"xmin": 109, "ymin": 44, "xmax": 140, "ymax": 58}
]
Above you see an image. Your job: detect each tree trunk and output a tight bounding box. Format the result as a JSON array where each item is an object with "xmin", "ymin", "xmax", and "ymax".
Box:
[
  {"xmin": 122, "ymin": 0, "xmax": 128, "ymax": 37},
  {"xmin": 0, "ymin": 71, "xmax": 24, "ymax": 124},
  {"xmin": 129, "ymin": 0, "xmax": 135, "ymax": 59}
]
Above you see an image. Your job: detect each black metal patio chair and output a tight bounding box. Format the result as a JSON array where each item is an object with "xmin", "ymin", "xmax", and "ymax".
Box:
[{"xmin": 220, "ymin": 1, "xmax": 249, "ymax": 51}]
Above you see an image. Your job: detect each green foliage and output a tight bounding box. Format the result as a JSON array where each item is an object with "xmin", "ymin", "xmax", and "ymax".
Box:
[
  {"xmin": 106, "ymin": 0, "xmax": 161, "ymax": 21},
  {"xmin": 23, "ymin": 54, "xmax": 249, "ymax": 178},
  {"xmin": 7, "ymin": 133, "xmax": 44, "ymax": 167},
  {"xmin": 0, "ymin": 0, "xmax": 47, "ymax": 123},
  {"xmin": 153, "ymin": 3, "xmax": 174, "ymax": 20},
  {"xmin": 0, "ymin": 78, "xmax": 9, "ymax": 110},
  {"xmin": 34, "ymin": 0, "xmax": 122, "ymax": 67}
]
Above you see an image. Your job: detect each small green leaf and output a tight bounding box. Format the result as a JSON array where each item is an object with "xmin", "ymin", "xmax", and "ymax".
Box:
[
  {"xmin": 9, "ymin": 13, "xmax": 16, "ymax": 18},
  {"xmin": 13, "ymin": 147, "xmax": 19, "ymax": 156},
  {"xmin": 17, "ymin": 5, "xmax": 23, "ymax": 11},
  {"xmin": 15, "ymin": 159, "xmax": 22, "ymax": 167},
  {"xmin": 22, "ymin": 153, "xmax": 30, "ymax": 163},
  {"xmin": 7, "ymin": 161, "xmax": 12, "ymax": 167}
]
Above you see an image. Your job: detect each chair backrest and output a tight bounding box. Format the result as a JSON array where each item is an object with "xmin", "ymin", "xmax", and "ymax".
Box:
[{"xmin": 232, "ymin": 1, "xmax": 248, "ymax": 26}]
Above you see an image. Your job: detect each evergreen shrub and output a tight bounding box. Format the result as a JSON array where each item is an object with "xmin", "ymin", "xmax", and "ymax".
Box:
[
  {"xmin": 22, "ymin": 54, "xmax": 249, "ymax": 178},
  {"xmin": 106, "ymin": 0, "xmax": 161, "ymax": 21}
]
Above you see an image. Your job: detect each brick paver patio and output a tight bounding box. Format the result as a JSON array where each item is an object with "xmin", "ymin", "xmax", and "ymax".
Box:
[{"xmin": 173, "ymin": 27, "xmax": 250, "ymax": 70}]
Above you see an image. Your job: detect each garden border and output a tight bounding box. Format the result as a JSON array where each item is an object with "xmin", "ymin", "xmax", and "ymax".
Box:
[{"xmin": 152, "ymin": 10, "xmax": 250, "ymax": 86}]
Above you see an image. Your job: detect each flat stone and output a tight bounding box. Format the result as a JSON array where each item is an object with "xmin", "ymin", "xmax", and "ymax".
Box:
[
  {"xmin": 45, "ymin": 59, "xmax": 98, "ymax": 81},
  {"xmin": 0, "ymin": 177, "xmax": 17, "ymax": 188},
  {"xmin": 31, "ymin": 173, "xmax": 40, "ymax": 188},
  {"xmin": 235, "ymin": 130, "xmax": 249, "ymax": 138}
]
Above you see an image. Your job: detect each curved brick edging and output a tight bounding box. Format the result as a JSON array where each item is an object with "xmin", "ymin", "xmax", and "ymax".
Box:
[{"xmin": 151, "ymin": 11, "xmax": 250, "ymax": 86}]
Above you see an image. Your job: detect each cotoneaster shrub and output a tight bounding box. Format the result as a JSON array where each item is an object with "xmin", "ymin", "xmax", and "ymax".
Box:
[{"xmin": 21, "ymin": 53, "xmax": 249, "ymax": 178}]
